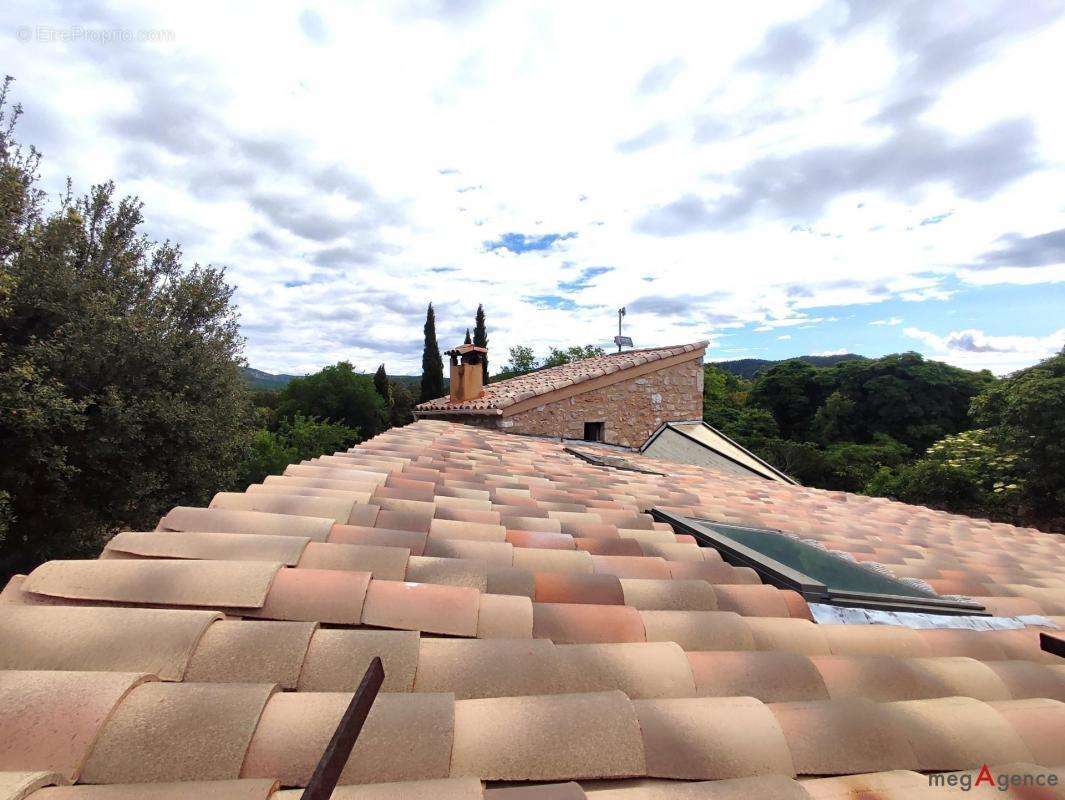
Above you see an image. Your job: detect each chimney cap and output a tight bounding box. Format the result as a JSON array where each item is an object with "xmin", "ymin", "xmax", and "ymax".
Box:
[{"xmin": 445, "ymin": 344, "xmax": 488, "ymax": 356}]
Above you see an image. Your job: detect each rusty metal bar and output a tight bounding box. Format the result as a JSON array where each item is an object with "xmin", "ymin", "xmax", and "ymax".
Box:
[
  {"xmin": 1040, "ymin": 632, "xmax": 1065, "ymax": 659},
  {"xmin": 303, "ymin": 656, "xmax": 385, "ymax": 800}
]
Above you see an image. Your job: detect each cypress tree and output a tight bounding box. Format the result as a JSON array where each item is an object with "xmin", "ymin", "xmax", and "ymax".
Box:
[
  {"xmin": 373, "ymin": 363, "xmax": 389, "ymax": 399},
  {"xmin": 473, "ymin": 303, "xmax": 489, "ymax": 384},
  {"xmin": 419, "ymin": 303, "xmax": 445, "ymax": 402},
  {"xmin": 464, "ymin": 328, "xmax": 472, "ymax": 345}
]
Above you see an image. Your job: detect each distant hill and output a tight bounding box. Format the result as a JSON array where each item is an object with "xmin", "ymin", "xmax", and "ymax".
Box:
[
  {"xmin": 242, "ymin": 366, "xmax": 422, "ymax": 392},
  {"xmin": 712, "ymin": 353, "xmax": 867, "ymax": 379},
  {"xmin": 241, "ymin": 367, "xmax": 302, "ymax": 390}
]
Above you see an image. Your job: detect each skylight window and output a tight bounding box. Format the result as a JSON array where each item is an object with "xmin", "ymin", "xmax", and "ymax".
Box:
[{"xmin": 650, "ymin": 509, "xmax": 988, "ymax": 616}]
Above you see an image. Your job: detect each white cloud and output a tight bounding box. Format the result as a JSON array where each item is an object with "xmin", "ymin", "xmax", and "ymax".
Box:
[
  {"xmin": 1, "ymin": 0, "xmax": 1063, "ymax": 373},
  {"xmin": 777, "ymin": 334, "xmax": 792, "ymax": 340},
  {"xmin": 870, "ymin": 316, "xmax": 903, "ymax": 326},
  {"xmin": 903, "ymin": 326, "xmax": 1065, "ymax": 373},
  {"xmin": 811, "ymin": 348, "xmax": 849, "ymax": 357}
]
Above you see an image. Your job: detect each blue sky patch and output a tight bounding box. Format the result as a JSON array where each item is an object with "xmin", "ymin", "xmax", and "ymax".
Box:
[
  {"xmin": 525, "ymin": 294, "xmax": 580, "ymax": 310},
  {"xmin": 558, "ymin": 266, "xmax": 614, "ymax": 292},
  {"xmin": 484, "ymin": 231, "xmax": 577, "ymax": 254}
]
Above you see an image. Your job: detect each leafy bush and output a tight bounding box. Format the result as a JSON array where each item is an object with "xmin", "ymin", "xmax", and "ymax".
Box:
[
  {"xmin": 234, "ymin": 414, "xmax": 360, "ymax": 489},
  {"xmin": 863, "ymin": 428, "xmax": 1025, "ymax": 522}
]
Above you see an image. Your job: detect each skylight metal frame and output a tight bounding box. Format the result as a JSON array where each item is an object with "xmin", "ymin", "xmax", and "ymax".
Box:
[{"xmin": 649, "ymin": 508, "xmax": 989, "ymax": 617}]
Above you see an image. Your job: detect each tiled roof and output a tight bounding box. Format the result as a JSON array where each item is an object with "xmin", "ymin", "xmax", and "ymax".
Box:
[
  {"xmin": 415, "ymin": 341, "xmax": 708, "ymax": 413},
  {"xmin": 0, "ymin": 418, "xmax": 1063, "ymax": 798}
]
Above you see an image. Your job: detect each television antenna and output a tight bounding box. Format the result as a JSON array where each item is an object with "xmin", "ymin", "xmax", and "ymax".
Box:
[{"xmin": 614, "ymin": 307, "xmax": 633, "ymax": 352}]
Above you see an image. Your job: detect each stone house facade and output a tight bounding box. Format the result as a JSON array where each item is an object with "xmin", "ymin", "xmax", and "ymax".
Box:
[{"xmin": 415, "ymin": 342, "xmax": 707, "ymax": 449}]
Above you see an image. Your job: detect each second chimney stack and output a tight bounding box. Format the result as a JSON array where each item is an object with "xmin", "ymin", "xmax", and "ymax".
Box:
[{"xmin": 446, "ymin": 343, "xmax": 487, "ymax": 403}]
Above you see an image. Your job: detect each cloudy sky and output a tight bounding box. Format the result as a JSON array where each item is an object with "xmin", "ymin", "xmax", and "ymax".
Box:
[{"xmin": 4, "ymin": 0, "xmax": 1065, "ymax": 375}]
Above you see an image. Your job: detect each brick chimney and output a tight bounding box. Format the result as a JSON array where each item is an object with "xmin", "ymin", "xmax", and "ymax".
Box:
[{"xmin": 446, "ymin": 343, "xmax": 487, "ymax": 403}]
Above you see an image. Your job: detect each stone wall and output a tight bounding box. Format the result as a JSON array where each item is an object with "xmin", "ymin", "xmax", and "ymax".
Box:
[{"xmin": 499, "ymin": 356, "xmax": 703, "ymax": 448}]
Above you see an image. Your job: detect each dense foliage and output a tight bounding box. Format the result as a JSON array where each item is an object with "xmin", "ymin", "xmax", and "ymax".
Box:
[
  {"xmin": 235, "ymin": 412, "xmax": 360, "ymax": 488},
  {"xmin": 0, "ymin": 80, "xmax": 250, "ymax": 574},
  {"xmin": 495, "ymin": 344, "xmax": 607, "ymax": 379},
  {"xmin": 278, "ymin": 361, "xmax": 387, "ymax": 438},
  {"xmin": 705, "ymin": 350, "xmax": 1064, "ymax": 531}
]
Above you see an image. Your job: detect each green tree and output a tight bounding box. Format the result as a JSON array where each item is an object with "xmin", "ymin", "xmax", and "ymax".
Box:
[
  {"xmin": 0, "ymin": 80, "xmax": 250, "ymax": 576},
  {"xmin": 235, "ymin": 414, "xmax": 359, "ymax": 488},
  {"xmin": 463, "ymin": 328, "xmax": 471, "ymax": 345},
  {"xmin": 373, "ymin": 363, "xmax": 389, "ymax": 400},
  {"xmin": 473, "ymin": 303, "xmax": 489, "ymax": 383},
  {"xmin": 278, "ymin": 362, "xmax": 386, "ymax": 437},
  {"xmin": 542, "ymin": 344, "xmax": 606, "ymax": 368},
  {"xmin": 748, "ymin": 361, "xmax": 827, "ymax": 440},
  {"xmin": 387, "ymin": 380, "xmax": 415, "ymax": 428},
  {"xmin": 420, "ymin": 302, "xmax": 444, "ymax": 401},
  {"xmin": 496, "ymin": 345, "xmax": 538, "ymax": 379},
  {"xmin": 970, "ymin": 348, "xmax": 1065, "ymax": 528},
  {"xmin": 810, "ymin": 353, "xmax": 994, "ymax": 451}
]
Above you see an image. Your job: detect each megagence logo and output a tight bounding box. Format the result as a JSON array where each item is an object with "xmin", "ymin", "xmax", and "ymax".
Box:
[{"xmin": 929, "ymin": 765, "xmax": 1059, "ymax": 792}]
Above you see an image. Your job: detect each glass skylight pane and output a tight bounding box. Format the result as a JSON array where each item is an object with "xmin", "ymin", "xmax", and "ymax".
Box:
[{"xmin": 699, "ymin": 521, "xmax": 937, "ymax": 600}]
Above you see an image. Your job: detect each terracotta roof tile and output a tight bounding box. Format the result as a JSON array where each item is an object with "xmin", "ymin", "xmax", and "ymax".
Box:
[
  {"xmin": 80, "ymin": 682, "xmax": 275, "ymax": 784},
  {"xmin": 885, "ymin": 696, "xmax": 1032, "ymax": 770},
  {"xmin": 800, "ymin": 770, "xmax": 942, "ymax": 800},
  {"xmin": 485, "ymin": 566, "xmax": 536, "ymax": 598},
  {"xmin": 209, "ymin": 492, "xmax": 358, "ymax": 525},
  {"xmin": 21, "ymin": 560, "xmax": 281, "ymax": 610},
  {"xmin": 361, "ymin": 580, "xmax": 481, "ymax": 636},
  {"xmin": 296, "ymin": 629, "xmax": 419, "ymax": 693},
  {"xmin": 903, "ymin": 657, "xmax": 1013, "ymax": 701},
  {"xmin": 294, "ymin": 542, "xmax": 407, "ymax": 579},
  {"xmin": 591, "ymin": 556, "xmax": 671, "ymax": 580},
  {"xmin": 533, "ymin": 573, "xmax": 625, "ymax": 605},
  {"xmin": 28, "ymin": 780, "xmax": 279, "ymax": 800},
  {"xmin": 0, "ymin": 671, "xmax": 152, "ymax": 782},
  {"xmin": 554, "ymin": 642, "xmax": 696, "ymax": 699},
  {"xmin": 821, "ymin": 624, "xmax": 929, "ymax": 658},
  {"xmin": 414, "ymin": 639, "xmax": 566, "ymax": 699},
  {"xmin": 240, "ymin": 568, "xmax": 370, "ymax": 624},
  {"xmin": 103, "ymin": 531, "xmax": 310, "ymax": 566},
  {"xmin": 241, "ymin": 692, "xmax": 454, "ymax": 786},
  {"xmin": 619, "ymin": 579, "xmax": 716, "ymax": 611},
  {"xmin": 0, "ymin": 771, "xmax": 65, "ymax": 800},
  {"xmin": 328, "ymin": 525, "xmax": 427, "ymax": 555},
  {"xmin": 405, "ymin": 556, "xmax": 488, "ymax": 591},
  {"xmin": 743, "ymin": 618, "xmax": 830, "ymax": 655},
  {"xmin": 532, "ymin": 603, "xmax": 645, "ymax": 644},
  {"xmin": 450, "ymin": 691, "xmax": 646, "ymax": 781},
  {"xmin": 425, "ymin": 538, "xmax": 513, "ymax": 565},
  {"xmin": 272, "ymin": 778, "xmax": 483, "ymax": 800},
  {"xmin": 639, "ymin": 611, "xmax": 754, "ymax": 652},
  {"xmin": 182, "ymin": 620, "xmax": 316, "ymax": 689},
  {"xmin": 506, "ymin": 531, "xmax": 577, "ymax": 550},
  {"xmin": 990, "ymin": 698, "xmax": 1065, "ymax": 766},
  {"xmin": 635, "ymin": 696, "xmax": 794, "ymax": 780},
  {"xmin": 464, "ymin": 593, "xmax": 525, "ymax": 640},
  {"xmin": 769, "ymin": 698, "xmax": 917, "ymax": 775},
  {"xmin": 513, "ymin": 549, "xmax": 594, "ymax": 575},
  {"xmin": 158, "ymin": 507, "xmax": 333, "ymax": 542},
  {"xmin": 0, "ymin": 606, "xmax": 220, "ymax": 680},
  {"xmin": 688, "ymin": 651, "xmax": 829, "ymax": 703},
  {"xmin": 484, "ymin": 782, "xmax": 585, "ymax": 800},
  {"xmin": 985, "ymin": 660, "xmax": 1065, "ymax": 701}
]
